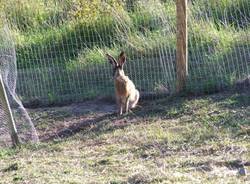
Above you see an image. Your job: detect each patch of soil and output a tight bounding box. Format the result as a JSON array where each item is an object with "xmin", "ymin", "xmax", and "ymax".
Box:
[{"xmin": 29, "ymin": 99, "xmax": 116, "ymax": 141}]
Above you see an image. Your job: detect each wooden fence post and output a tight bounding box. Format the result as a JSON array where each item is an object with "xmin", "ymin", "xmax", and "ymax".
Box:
[
  {"xmin": 176, "ymin": 0, "xmax": 188, "ymax": 93},
  {"xmin": 0, "ymin": 74, "xmax": 20, "ymax": 146}
]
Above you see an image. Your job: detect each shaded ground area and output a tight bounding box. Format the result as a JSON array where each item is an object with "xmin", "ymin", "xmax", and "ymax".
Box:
[
  {"xmin": 0, "ymin": 91, "xmax": 249, "ymax": 183},
  {"xmin": 29, "ymin": 99, "xmax": 116, "ymax": 141}
]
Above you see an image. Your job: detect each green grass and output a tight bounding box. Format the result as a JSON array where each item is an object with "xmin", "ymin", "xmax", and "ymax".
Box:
[
  {"xmin": 0, "ymin": 91, "xmax": 249, "ymax": 183},
  {"xmin": 16, "ymin": 24, "xmax": 250, "ymax": 105},
  {"xmin": 187, "ymin": 23, "xmax": 250, "ymax": 94},
  {"xmin": 1, "ymin": 0, "xmax": 249, "ymax": 104},
  {"xmin": 15, "ymin": 17, "xmax": 118, "ymax": 69},
  {"xmin": 192, "ymin": 0, "xmax": 250, "ymax": 29}
]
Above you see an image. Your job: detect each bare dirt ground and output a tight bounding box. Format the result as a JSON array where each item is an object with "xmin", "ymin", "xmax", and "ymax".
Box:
[{"xmin": 29, "ymin": 99, "xmax": 117, "ymax": 141}]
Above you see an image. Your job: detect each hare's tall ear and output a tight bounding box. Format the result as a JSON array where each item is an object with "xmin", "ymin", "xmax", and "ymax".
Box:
[
  {"xmin": 118, "ymin": 51, "xmax": 126, "ymax": 67},
  {"xmin": 106, "ymin": 54, "xmax": 118, "ymax": 67}
]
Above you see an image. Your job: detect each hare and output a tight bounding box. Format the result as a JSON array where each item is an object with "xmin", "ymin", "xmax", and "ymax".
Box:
[{"xmin": 106, "ymin": 51, "xmax": 139, "ymax": 115}]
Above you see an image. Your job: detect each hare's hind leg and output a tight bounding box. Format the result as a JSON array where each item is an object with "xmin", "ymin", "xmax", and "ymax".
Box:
[{"xmin": 131, "ymin": 90, "xmax": 139, "ymax": 109}]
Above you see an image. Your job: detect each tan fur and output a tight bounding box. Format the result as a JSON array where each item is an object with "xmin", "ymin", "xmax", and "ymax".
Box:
[
  {"xmin": 115, "ymin": 76, "xmax": 133, "ymax": 97},
  {"xmin": 106, "ymin": 52, "xmax": 140, "ymax": 115}
]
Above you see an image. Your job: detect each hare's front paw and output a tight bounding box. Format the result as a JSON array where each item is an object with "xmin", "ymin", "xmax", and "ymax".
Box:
[{"xmin": 118, "ymin": 107, "xmax": 123, "ymax": 116}]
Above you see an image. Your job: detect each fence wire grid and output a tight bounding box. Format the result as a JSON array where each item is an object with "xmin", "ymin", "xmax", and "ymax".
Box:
[
  {"xmin": 1, "ymin": 0, "xmax": 250, "ymax": 106},
  {"xmin": 0, "ymin": 23, "xmax": 39, "ymax": 147}
]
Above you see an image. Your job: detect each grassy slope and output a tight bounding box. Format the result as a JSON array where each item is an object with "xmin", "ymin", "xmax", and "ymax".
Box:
[
  {"xmin": 0, "ymin": 91, "xmax": 249, "ymax": 183},
  {"xmin": 12, "ymin": 0, "xmax": 250, "ymax": 104}
]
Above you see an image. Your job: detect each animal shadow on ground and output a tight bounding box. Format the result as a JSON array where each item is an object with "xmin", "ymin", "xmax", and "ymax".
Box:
[{"xmin": 32, "ymin": 98, "xmax": 144, "ymax": 142}]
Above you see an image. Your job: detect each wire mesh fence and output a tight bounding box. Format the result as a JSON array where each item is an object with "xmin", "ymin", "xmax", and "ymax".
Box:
[
  {"xmin": 188, "ymin": 0, "xmax": 250, "ymax": 94},
  {"xmin": 0, "ymin": 0, "xmax": 249, "ymax": 106},
  {"xmin": 0, "ymin": 21, "xmax": 39, "ymax": 147}
]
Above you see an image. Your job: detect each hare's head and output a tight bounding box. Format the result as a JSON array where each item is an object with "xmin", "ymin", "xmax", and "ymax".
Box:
[{"xmin": 106, "ymin": 51, "xmax": 126, "ymax": 78}]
